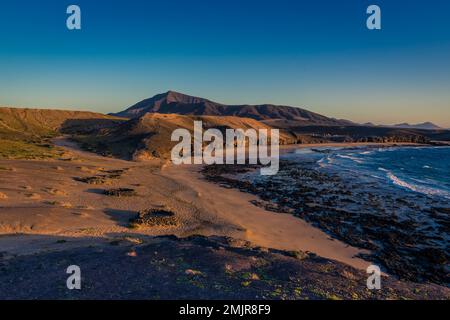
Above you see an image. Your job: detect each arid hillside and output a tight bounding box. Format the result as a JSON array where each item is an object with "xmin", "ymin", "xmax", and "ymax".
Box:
[
  {"xmin": 0, "ymin": 107, "xmax": 123, "ymax": 159},
  {"xmin": 71, "ymin": 113, "xmax": 295, "ymax": 161},
  {"xmin": 1, "ymin": 104, "xmax": 449, "ymax": 161},
  {"xmin": 0, "ymin": 107, "xmax": 123, "ymax": 137}
]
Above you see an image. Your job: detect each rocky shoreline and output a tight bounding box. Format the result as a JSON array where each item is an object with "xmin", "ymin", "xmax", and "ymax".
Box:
[{"xmin": 201, "ymin": 159, "xmax": 449, "ymax": 287}]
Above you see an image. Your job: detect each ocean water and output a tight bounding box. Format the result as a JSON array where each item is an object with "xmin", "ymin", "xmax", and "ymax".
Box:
[
  {"xmin": 290, "ymin": 146, "xmax": 450, "ymax": 199},
  {"xmin": 238, "ymin": 145, "xmax": 449, "ymax": 283}
]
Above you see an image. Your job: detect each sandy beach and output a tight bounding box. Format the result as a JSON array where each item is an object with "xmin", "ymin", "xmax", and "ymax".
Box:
[
  {"xmin": 0, "ymin": 138, "xmax": 369, "ymax": 269},
  {"xmin": 0, "ymin": 139, "xmax": 448, "ymax": 299},
  {"xmin": 0, "ymin": 140, "xmax": 439, "ymax": 262}
]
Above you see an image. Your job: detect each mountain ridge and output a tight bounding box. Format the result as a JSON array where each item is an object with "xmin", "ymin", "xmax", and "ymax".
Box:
[
  {"xmin": 390, "ymin": 122, "xmax": 442, "ymax": 130},
  {"xmin": 112, "ymin": 91, "xmax": 355, "ymax": 126},
  {"xmin": 362, "ymin": 121, "xmax": 443, "ymax": 131}
]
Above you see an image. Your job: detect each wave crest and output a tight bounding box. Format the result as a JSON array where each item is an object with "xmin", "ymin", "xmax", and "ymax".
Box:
[{"xmin": 381, "ymin": 169, "xmax": 450, "ymax": 199}]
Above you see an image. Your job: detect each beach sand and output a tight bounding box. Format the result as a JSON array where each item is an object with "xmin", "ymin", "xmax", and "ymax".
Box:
[
  {"xmin": 1, "ymin": 139, "xmax": 449, "ymax": 299},
  {"xmin": 161, "ymin": 164, "xmax": 370, "ymax": 270},
  {"xmin": 0, "ymin": 138, "xmax": 371, "ymax": 270}
]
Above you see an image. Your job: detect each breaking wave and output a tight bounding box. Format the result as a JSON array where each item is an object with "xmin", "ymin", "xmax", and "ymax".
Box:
[
  {"xmin": 336, "ymin": 154, "xmax": 364, "ymax": 164},
  {"xmin": 380, "ymin": 168, "xmax": 450, "ymax": 199}
]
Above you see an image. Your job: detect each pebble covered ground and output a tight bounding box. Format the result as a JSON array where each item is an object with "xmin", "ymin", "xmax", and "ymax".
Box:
[{"xmin": 0, "ymin": 235, "xmax": 448, "ymax": 300}]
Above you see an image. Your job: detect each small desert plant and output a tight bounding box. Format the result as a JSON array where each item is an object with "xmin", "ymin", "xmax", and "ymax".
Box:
[
  {"xmin": 129, "ymin": 208, "xmax": 178, "ymax": 228},
  {"xmin": 104, "ymin": 188, "xmax": 137, "ymax": 197}
]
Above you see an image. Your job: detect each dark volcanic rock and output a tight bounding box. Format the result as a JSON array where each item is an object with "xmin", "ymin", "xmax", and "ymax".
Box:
[{"xmin": 202, "ymin": 161, "xmax": 450, "ymax": 286}]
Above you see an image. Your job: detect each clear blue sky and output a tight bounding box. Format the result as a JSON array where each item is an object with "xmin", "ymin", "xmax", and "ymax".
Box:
[{"xmin": 0, "ymin": 0, "xmax": 449, "ymax": 126}]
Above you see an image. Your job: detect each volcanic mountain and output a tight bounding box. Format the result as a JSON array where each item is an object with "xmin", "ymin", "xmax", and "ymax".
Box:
[{"xmin": 112, "ymin": 91, "xmax": 354, "ymax": 126}]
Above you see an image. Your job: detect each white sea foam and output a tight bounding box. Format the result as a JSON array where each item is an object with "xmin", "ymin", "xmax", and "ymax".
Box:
[
  {"xmin": 383, "ymin": 170, "xmax": 450, "ymax": 199},
  {"xmin": 317, "ymin": 156, "xmax": 333, "ymax": 167},
  {"xmin": 336, "ymin": 154, "xmax": 364, "ymax": 164}
]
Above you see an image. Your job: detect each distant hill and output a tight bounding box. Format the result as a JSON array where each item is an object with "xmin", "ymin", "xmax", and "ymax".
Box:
[
  {"xmin": 112, "ymin": 91, "xmax": 355, "ymax": 126},
  {"xmin": 2, "ymin": 102, "xmax": 449, "ymax": 161},
  {"xmin": 288, "ymin": 125, "xmax": 432, "ymax": 144},
  {"xmin": 390, "ymin": 122, "xmax": 442, "ymax": 130}
]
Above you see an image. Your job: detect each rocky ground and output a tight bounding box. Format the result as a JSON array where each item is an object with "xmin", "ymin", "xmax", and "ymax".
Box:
[
  {"xmin": 0, "ymin": 235, "xmax": 448, "ymax": 300},
  {"xmin": 1, "ymin": 139, "xmax": 448, "ymax": 299},
  {"xmin": 202, "ymin": 160, "xmax": 450, "ymax": 287}
]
